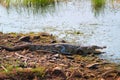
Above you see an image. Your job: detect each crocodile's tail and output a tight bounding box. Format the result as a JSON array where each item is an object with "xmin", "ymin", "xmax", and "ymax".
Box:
[{"xmin": 0, "ymin": 44, "xmax": 30, "ymax": 51}]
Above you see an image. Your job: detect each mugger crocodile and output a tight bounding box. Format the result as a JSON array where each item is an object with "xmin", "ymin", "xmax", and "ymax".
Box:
[{"xmin": 0, "ymin": 43, "xmax": 106, "ymax": 55}]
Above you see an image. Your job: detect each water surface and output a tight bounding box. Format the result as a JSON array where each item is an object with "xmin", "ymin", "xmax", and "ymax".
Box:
[{"xmin": 0, "ymin": 0, "xmax": 120, "ymax": 62}]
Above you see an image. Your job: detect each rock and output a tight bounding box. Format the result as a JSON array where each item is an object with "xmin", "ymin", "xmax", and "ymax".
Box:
[
  {"xmin": 53, "ymin": 54, "xmax": 60, "ymax": 58},
  {"xmin": 19, "ymin": 36, "xmax": 30, "ymax": 42}
]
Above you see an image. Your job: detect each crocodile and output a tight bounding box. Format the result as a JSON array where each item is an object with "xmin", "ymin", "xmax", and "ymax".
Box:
[{"xmin": 0, "ymin": 43, "xmax": 106, "ymax": 55}]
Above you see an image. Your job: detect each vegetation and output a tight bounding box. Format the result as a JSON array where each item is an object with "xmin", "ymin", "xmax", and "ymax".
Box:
[
  {"xmin": 0, "ymin": 0, "xmax": 57, "ymax": 14},
  {"xmin": 0, "ymin": 32, "xmax": 120, "ymax": 80},
  {"xmin": 91, "ymin": 0, "xmax": 106, "ymax": 16},
  {"xmin": 0, "ymin": 0, "xmax": 120, "ymax": 79}
]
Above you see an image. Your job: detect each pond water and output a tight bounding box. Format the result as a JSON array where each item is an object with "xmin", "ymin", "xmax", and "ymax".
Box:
[{"xmin": 0, "ymin": 0, "xmax": 120, "ymax": 63}]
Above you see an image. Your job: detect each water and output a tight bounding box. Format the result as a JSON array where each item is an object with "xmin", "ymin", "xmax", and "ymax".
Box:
[{"xmin": 0, "ymin": 0, "xmax": 120, "ymax": 63}]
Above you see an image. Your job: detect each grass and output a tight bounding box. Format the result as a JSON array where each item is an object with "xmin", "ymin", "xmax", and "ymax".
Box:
[
  {"xmin": 0, "ymin": 66, "xmax": 46, "ymax": 79},
  {"xmin": 91, "ymin": 0, "xmax": 106, "ymax": 16},
  {"xmin": 0, "ymin": 0, "xmax": 56, "ymax": 9}
]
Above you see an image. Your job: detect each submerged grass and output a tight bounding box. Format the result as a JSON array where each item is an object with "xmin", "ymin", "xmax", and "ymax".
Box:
[
  {"xmin": 0, "ymin": 0, "xmax": 56, "ymax": 8},
  {"xmin": 23, "ymin": 0, "xmax": 55, "ymax": 7},
  {"xmin": 91, "ymin": 0, "xmax": 106, "ymax": 16}
]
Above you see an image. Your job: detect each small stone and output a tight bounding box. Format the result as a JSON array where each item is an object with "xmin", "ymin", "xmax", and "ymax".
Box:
[
  {"xmin": 53, "ymin": 54, "xmax": 60, "ymax": 58},
  {"xmin": 19, "ymin": 36, "xmax": 30, "ymax": 42}
]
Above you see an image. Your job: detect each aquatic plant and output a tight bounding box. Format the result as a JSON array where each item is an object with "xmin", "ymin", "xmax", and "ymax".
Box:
[
  {"xmin": 22, "ymin": 0, "xmax": 55, "ymax": 7},
  {"xmin": 91, "ymin": 0, "xmax": 106, "ymax": 16},
  {"xmin": 0, "ymin": 0, "xmax": 57, "ymax": 14}
]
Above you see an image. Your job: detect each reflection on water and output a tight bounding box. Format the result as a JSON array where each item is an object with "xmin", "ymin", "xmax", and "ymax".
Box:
[
  {"xmin": 0, "ymin": 0, "xmax": 57, "ymax": 14},
  {"xmin": 0, "ymin": 0, "xmax": 120, "ymax": 63},
  {"xmin": 91, "ymin": 0, "xmax": 106, "ymax": 16}
]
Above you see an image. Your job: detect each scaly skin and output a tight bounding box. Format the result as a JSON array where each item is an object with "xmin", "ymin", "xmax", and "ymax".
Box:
[{"xmin": 0, "ymin": 43, "xmax": 106, "ymax": 55}]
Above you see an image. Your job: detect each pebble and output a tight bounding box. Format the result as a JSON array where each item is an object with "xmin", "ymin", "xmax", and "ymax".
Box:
[
  {"xmin": 19, "ymin": 36, "xmax": 30, "ymax": 42},
  {"xmin": 53, "ymin": 54, "xmax": 60, "ymax": 58}
]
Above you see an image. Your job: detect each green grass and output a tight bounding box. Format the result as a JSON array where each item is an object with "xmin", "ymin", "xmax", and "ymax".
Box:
[
  {"xmin": 0, "ymin": 66, "xmax": 46, "ymax": 79},
  {"xmin": 91, "ymin": 0, "xmax": 106, "ymax": 16},
  {"xmin": 0, "ymin": 0, "xmax": 56, "ymax": 7}
]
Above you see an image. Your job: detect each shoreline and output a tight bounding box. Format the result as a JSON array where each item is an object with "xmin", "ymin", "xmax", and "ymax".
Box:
[{"xmin": 0, "ymin": 32, "xmax": 120, "ymax": 80}]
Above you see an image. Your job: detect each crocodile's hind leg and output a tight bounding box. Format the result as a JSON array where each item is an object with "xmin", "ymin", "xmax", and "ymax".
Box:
[{"xmin": 55, "ymin": 45, "xmax": 71, "ymax": 55}]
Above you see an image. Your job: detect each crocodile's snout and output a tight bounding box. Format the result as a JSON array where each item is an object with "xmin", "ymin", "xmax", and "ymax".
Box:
[{"xmin": 92, "ymin": 45, "xmax": 106, "ymax": 49}]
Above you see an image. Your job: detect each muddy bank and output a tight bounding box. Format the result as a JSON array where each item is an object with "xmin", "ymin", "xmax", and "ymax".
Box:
[{"xmin": 0, "ymin": 32, "xmax": 120, "ymax": 80}]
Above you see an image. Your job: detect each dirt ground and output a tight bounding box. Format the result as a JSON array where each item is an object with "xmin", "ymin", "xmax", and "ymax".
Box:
[{"xmin": 0, "ymin": 32, "xmax": 120, "ymax": 80}]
